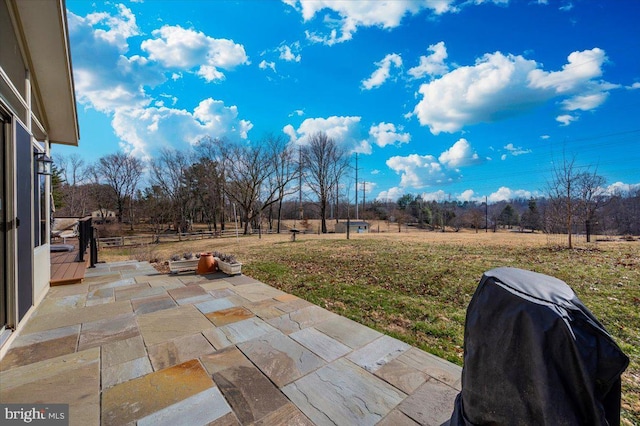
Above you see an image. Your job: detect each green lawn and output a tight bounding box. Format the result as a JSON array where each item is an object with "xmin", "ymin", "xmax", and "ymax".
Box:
[{"xmin": 239, "ymin": 237, "xmax": 639, "ymax": 424}]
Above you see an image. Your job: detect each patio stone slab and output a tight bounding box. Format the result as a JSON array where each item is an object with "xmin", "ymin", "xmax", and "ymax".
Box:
[
  {"xmin": 238, "ymin": 331, "xmax": 325, "ymax": 387},
  {"xmin": 148, "ymin": 332, "xmax": 215, "ymax": 370},
  {"xmin": 199, "ymin": 280, "xmax": 234, "ymax": 291},
  {"xmin": 46, "ymin": 282, "xmax": 90, "ymax": 298},
  {"xmin": 397, "ymin": 379, "xmax": 458, "ymax": 426},
  {"xmin": 208, "ymin": 288, "xmax": 237, "ymax": 299},
  {"xmin": 115, "ymin": 283, "xmax": 166, "ymax": 301},
  {"xmin": 102, "ymin": 356, "xmax": 153, "ymax": 389},
  {"xmin": 0, "ymin": 348, "xmax": 101, "ymax": 426},
  {"xmin": 200, "ymin": 346, "xmax": 253, "ymax": 375},
  {"xmin": 251, "ymin": 402, "xmax": 314, "ymax": 426},
  {"xmin": 168, "ymin": 284, "xmax": 207, "ymax": 301},
  {"xmin": 267, "ymin": 305, "xmax": 337, "ymax": 334},
  {"xmin": 208, "ymin": 317, "xmax": 279, "ymax": 347},
  {"xmin": 137, "ymin": 387, "xmax": 232, "ymax": 426},
  {"xmin": 77, "ymin": 312, "xmax": 139, "ymax": 351},
  {"xmin": 246, "ymin": 299, "xmax": 288, "ymax": 320},
  {"xmin": 378, "ymin": 409, "xmax": 421, "ymax": 426},
  {"xmin": 347, "ymin": 335, "xmax": 411, "ymax": 373},
  {"xmin": 282, "ymin": 358, "xmax": 406, "ymax": 426},
  {"xmin": 20, "ymin": 300, "xmax": 133, "ymax": 334},
  {"xmin": 101, "ymin": 359, "xmax": 214, "ymax": 426},
  {"xmin": 374, "ymin": 357, "xmax": 430, "ymax": 394},
  {"xmin": 195, "ymin": 297, "xmax": 236, "ymax": 314},
  {"xmin": 87, "ymin": 277, "xmax": 136, "ymax": 291},
  {"xmin": 176, "ymin": 294, "xmax": 215, "ymax": 306},
  {"xmin": 34, "ymin": 294, "xmax": 86, "ymax": 316},
  {"xmin": 102, "ymin": 335, "xmax": 147, "ymax": 368},
  {"xmin": 206, "ymin": 306, "xmax": 255, "ymax": 326},
  {"xmin": 137, "ymin": 305, "xmax": 214, "ymax": 346},
  {"xmin": 0, "ymin": 333, "xmax": 79, "ymax": 370},
  {"xmin": 131, "ymin": 293, "xmax": 177, "ymax": 315},
  {"xmin": 231, "ymin": 282, "xmax": 287, "ymax": 302},
  {"xmin": 209, "ymin": 412, "xmax": 241, "ymax": 425},
  {"xmin": 6, "ymin": 324, "xmax": 79, "ymax": 347},
  {"xmin": 314, "ymin": 316, "xmax": 382, "ymax": 349},
  {"xmin": 274, "ymin": 296, "xmax": 314, "ymax": 313},
  {"xmin": 211, "ymin": 352, "xmax": 290, "ymax": 423},
  {"xmin": 290, "ymin": 327, "xmax": 351, "ymax": 362},
  {"xmin": 223, "ymin": 275, "xmax": 261, "ymax": 286},
  {"xmin": 396, "ymin": 347, "xmax": 462, "ymax": 390}
]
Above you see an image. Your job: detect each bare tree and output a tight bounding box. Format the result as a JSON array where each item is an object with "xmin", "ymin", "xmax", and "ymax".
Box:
[
  {"xmin": 92, "ymin": 153, "xmax": 144, "ymax": 229},
  {"xmin": 301, "ymin": 132, "xmax": 349, "ymax": 233},
  {"xmin": 576, "ymin": 170, "xmax": 606, "ymax": 242},
  {"xmin": 55, "ymin": 153, "xmax": 91, "ymax": 217},
  {"xmin": 547, "ymin": 154, "xmax": 605, "ymax": 248},
  {"xmin": 266, "ymin": 134, "xmax": 297, "ymax": 233},
  {"xmin": 150, "ymin": 148, "xmax": 193, "ymax": 234},
  {"xmin": 220, "ymin": 139, "xmax": 286, "ymax": 235}
]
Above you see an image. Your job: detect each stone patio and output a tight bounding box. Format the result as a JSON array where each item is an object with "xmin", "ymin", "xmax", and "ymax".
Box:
[{"xmin": 0, "ymin": 261, "xmax": 461, "ymax": 425}]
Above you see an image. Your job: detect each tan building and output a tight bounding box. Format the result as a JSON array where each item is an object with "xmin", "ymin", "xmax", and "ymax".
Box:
[{"xmin": 1, "ymin": 0, "xmax": 79, "ymax": 351}]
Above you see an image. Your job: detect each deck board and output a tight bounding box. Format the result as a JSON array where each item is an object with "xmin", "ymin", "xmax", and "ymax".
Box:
[{"xmin": 50, "ymin": 241, "xmax": 89, "ymax": 286}]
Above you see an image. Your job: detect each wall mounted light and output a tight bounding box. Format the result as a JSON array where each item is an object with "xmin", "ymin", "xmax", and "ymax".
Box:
[{"xmin": 35, "ymin": 152, "xmax": 53, "ymax": 175}]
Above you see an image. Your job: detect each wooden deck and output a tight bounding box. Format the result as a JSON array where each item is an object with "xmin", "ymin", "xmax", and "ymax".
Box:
[{"xmin": 50, "ymin": 242, "xmax": 89, "ymax": 286}]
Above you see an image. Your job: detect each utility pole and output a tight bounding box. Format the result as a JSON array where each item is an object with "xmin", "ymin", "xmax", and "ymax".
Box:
[
  {"xmin": 298, "ymin": 146, "xmax": 303, "ymax": 222},
  {"xmin": 355, "ymin": 153, "xmax": 359, "ymax": 220},
  {"xmin": 485, "ymin": 196, "xmax": 488, "ymax": 233},
  {"xmin": 362, "ymin": 181, "xmax": 366, "ymax": 218}
]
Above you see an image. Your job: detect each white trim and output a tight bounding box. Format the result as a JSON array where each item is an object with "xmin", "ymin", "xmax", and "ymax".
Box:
[{"xmin": 0, "ymin": 66, "xmax": 46, "ymax": 137}]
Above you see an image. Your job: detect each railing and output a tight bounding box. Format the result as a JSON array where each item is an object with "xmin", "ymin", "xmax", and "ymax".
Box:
[{"xmin": 77, "ymin": 216, "xmax": 98, "ymax": 267}]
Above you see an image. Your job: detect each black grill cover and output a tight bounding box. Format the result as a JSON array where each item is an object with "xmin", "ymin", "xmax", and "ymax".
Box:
[{"xmin": 450, "ymin": 267, "xmax": 628, "ymax": 426}]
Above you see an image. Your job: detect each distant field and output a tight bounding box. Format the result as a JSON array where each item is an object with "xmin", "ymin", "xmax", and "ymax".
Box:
[{"xmin": 100, "ymin": 228, "xmax": 639, "ymax": 424}]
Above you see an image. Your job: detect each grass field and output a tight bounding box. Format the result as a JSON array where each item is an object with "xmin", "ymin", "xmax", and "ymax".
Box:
[{"xmin": 101, "ymin": 227, "xmax": 639, "ymax": 424}]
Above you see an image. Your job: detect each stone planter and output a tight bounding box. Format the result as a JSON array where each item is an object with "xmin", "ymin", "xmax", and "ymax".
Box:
[
  {"xmin": 215, "ymin": 257, "xmax": 242, "ymax": 276},
  {"xmin": 168, "ymin": 258, "xmax": 199, "ymax": 274}
]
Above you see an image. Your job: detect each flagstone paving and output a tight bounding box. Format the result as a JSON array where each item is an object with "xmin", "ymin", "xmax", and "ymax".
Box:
[{"xmin": 0, "ymin": 260, "xmax": 462, "ymax": 425}]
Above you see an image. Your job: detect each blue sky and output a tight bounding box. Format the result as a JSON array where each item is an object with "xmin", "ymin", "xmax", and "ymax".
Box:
[{"xmin": 58, "ymin": 0, "xmax": 640, "ymax": 203}]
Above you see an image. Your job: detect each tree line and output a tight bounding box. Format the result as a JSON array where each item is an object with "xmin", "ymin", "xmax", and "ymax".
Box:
[{"xmin": 53, "ymin": 133, "xmax": 639, "ymax": 246}]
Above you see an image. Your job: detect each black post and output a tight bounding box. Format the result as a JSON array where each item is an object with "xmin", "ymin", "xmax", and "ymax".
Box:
[{"xmin": 90, "ymin": 226, "xmax": 98, "ymax": 267}]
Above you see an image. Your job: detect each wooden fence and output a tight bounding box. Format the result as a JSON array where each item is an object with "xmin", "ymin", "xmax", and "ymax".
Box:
[{"xmin": 97, "ymin": 229, "xmax": 279, "ymax": 248}]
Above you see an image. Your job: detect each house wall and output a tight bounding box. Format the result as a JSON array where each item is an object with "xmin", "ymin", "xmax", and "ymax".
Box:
[{"xmin": 0, "ymin": 0, "xmax": 52, "ymax": 348}]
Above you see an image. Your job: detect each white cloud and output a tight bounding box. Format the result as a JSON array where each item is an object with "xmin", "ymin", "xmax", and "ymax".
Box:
[
  {"xmin": 289, "ymin": 109, "xmax": 305, "ymax": 117},
  {"xmin": 386, "ymin": 154, "xmax": 446, "ymax": 188},
  {"xmin": 259, "ymin": 60, "xmax": 276, "ymax": 72},
  {"xmin": 376, "ymin": 186, "xmax": 405, "ymax": 202},
  {"xmin": 69, "ymin": 6, "xmax": 253, "ymax": 160},
  {"xmin": 413, "ymin": 48, "xmax": 616, "ymax": 134},
  {"xmin": 540, "ymin": 135, "xmax": 550, "ymax": 139},
  {"xmin": 408, "ymin": 41, "xmax": 448, "ymax": 79},
  {"xmin": 458, "ymin": 189, "xmax": 476, "ymax": 202},
  {"xmin": 501, "ymin": 154, "xmax": 508, "ymax": 160},
  {"xmin": 362, "ymin": 53, "xmax": 403, "ymax": 90},
  {"xmin": 602, "ymin": 182, "xmax": 640, "ymax": 196},
  {"xmin": 556, "ymin": 114, "xmax": 578, "ymax": 126},
  {"xmin": 528, "ymin": 48, "xmax": 606, "ymax": 93},
  {"xmin": 369, "ymin": 122, "xmax": 411, "ymax": 147},
  {"xmin": 286, "ymin": 116, "xmax": 369, "ymax": 154},
  {"xmin": 113, "ymin": 98, "xmax": 252, "ymax": 158},
  {"xmin": 504, "ymin": 143, "xmax": 532, "ymax": 156},
  {"xmin": 279, "ymin": 43, "xmax": 302, "ymax": 62},
  {"xmin": 140, "ymin": 25, "xmax": 249, "ymax": 82},
  {"xmin": 286, "ymin": 0, "xmax": 457, "ymax": 45},
  {"xmin": 561, "ymin": 92, "xmax": 608, "ymax": 111},
  {"xmin": 559, "ymin": 2, "xmax": 574, "ymax": 12},
  {"xmin": 420, "ymin": 190, "xmax": 447, "ymax": 202},
  {"xmin": 85, "ymin": 4, "xmax": 140, "ymax": 52},
  {"xmin": 488, "ymin": 187, "xmax": 533, "ymax": 202},
  {"xmin": 629, "ymin": 82, "xmax": 640, "ymax": 90},
  {"xmin": 438, "ymin": 138, "xmax": 481, "ymax": 168}
]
